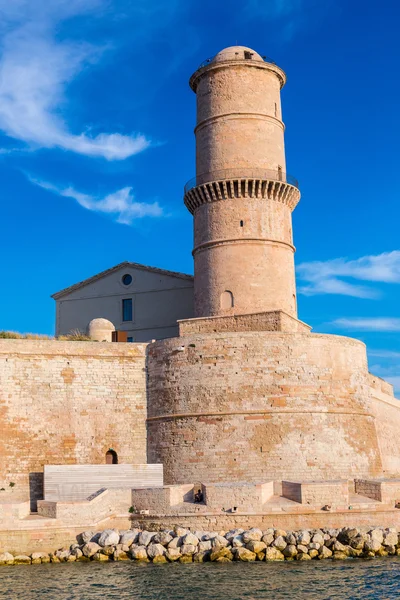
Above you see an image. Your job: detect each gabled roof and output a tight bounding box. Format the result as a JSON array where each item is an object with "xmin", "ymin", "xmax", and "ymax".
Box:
[{"xmin": 51, "ymin": 261, "xmax": 194, "ymax": 300}]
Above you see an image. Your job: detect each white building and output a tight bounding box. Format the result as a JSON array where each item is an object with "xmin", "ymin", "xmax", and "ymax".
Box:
[{"xmin": 52, "ymin": 261, "xmax": 194, "ymax": 341}]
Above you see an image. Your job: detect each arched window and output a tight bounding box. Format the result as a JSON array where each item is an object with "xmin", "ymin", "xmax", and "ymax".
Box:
[
  {"xmin": 220, "ymin": 290, "xmax": 234, "ymax": 310},
  {"xmin": 106, "ymin": 449, "xmax": 118, "ymax": 464}
]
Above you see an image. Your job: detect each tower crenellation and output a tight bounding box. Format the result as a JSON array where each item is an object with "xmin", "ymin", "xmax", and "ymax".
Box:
[{"xmin": 184, "ymin": 46, "xmax": 301, "ymax": 320}]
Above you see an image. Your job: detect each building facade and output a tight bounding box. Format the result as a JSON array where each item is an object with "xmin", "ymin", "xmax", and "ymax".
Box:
[{"xmin": 52, "ymin": 261, "xmax": 194, "ymax": 342}]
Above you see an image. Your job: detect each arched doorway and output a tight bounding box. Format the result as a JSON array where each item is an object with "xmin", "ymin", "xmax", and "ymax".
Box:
[{"xmin": 106, "ymin": 449, "xmax": 118, "ymax": 464}]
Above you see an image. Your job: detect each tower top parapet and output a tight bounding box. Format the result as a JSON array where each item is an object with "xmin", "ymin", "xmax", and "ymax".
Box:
[{"xmin": 190, "ymin": 45, "xmax": 286, "ymax": 91}]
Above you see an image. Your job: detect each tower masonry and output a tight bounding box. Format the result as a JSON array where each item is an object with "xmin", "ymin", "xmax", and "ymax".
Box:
[{"xmin": 184, "ymin": 46, "xmax": 301, "ymax": 321}]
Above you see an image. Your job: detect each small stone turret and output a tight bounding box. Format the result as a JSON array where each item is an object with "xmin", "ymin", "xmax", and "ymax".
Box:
[{"xmin": 184, "ymin": 45, "xmax": 300, "ymax": 319}]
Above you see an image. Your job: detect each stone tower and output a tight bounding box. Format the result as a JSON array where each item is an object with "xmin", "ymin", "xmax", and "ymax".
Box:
[{"xmin": 184, "ymin": 45, "xmax": 301, "ymax": 319}]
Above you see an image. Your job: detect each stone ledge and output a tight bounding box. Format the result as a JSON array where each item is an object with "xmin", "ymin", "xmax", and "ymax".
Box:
[{"xmin": 178, "ymin": 310, "xmax": 311, "ymax": 336}]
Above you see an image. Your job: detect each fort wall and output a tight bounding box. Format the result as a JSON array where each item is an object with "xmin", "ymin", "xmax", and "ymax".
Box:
[
  {"xmin": 0, "ymin": 340, "xmax": 148, "ymax": 507},
  {"xmin": 147, "ymin": 332, "xmax": 386, "ymax": 484}
]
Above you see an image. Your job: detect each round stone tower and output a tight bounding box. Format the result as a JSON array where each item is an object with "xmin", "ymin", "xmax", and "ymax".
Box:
[{"xmin": 184, "ymin": 46, "xmax": 301, "ymax": 319}]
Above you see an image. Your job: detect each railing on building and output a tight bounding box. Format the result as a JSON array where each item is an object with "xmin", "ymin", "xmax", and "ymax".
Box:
[
  {"xmin": 184, "ymin": 168, "xmax": 299, "ymax": 195},
  {"xmin": 198, "ymin": 54, "xmax": 276, "ymax": 70}
]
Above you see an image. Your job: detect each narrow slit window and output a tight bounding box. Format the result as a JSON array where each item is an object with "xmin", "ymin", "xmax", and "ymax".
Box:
[
  {"xmin": 122, "ymin": 298, "xmax": 133, "ymax": 322},
  {"xmin": 240, "ymin": 220, "xmax": 244, "ymax": 227},
  {"xmin": 244, "ymin": 51, "xmax": 253, "ymax": 60},
  {"xmin": 274, "ymin": 102, "xmax": 278, "ymax": 117}
]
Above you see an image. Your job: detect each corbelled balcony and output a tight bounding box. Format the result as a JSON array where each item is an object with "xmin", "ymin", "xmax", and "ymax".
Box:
[{"xmin": 183, "ymin": 168, "xmax": 300, "ymax": 214}]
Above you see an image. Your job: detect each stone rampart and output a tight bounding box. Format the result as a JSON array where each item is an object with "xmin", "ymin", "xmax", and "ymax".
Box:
[
  {"xmin": 0, "ymin": 340, "xmax": 148, "ymax": 507},
  {"xmin": 147, "ymin": 331, "xmax": 385, "ymax": 485},
  {"xmin": 178, "ymin": 311, "xmax": 311, "ymax": 335}
]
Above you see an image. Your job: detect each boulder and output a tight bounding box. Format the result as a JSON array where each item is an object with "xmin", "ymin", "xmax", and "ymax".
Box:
[
  {"xmin": 82, "ymin": 542, "xmax": 101, "ymax": 558},
  {"xmin": 98, "ymin": 529, "xmax": 119, "ymax": 547},
  {"xmin": 101, "ymin": 546, "xmax": 115, "ymax": 556},
  {"xmin": 55, "ymin": 549, "xmax": 71, "ymax": 562},
  {"xmin": 309, "ymin": 549, "xmax": 319, "ymax": 559},
  {"xmin": 234, "ymin": 548, "xmax": 256, "ymax": 562},
  {"xmin": 312, "ymin": 533, "xmax": 324, "ymax": 546},
  {"xmin": 153, "ymin": 555, "xmax": 168, "ymax": 563},
  {"xmin": 332, "ymin": 551, "xmax": 348, "ymax": 560},
  {"xmin": 286, "ymin": 533, "xmax": 296, "ymax": 545},
  {"xmin": 365, "ymin": 538, "xmax": 382, "ymax": 553},
  {"xmin": 167, "ymin": 537, "xmax": 182, "ymax": 549},
  {"xmin": 153, "ymin": 531, "xmax": 173, "ymax": 546},
  {"xmin": 370, "ymin": 529, "xmax": 384, "ymax": 546},
  {"xmin": 232, "ymin": 535, "xmax": 245, "ymax": 548},
  {"xmin": 333, "ymin": 540, "xmax": 350, "ymax": 555},
  {"xmin": 273, "ymin": 536, "xmax": 287, "ymax": 551},
  {"xmin": 198, "ymin": 540, "xmax": 212, "ymax": 552},
  {"xmin": 225, "ymin": 529, "xmax": 244, "ymax": 541},
  {"xmin": 174, "ymin": 526, "xmax": 190, "ymax": 537},
  {"xmin": 166, "ymin": 548, "xmax": 181, "ymax": 561},
  {"xmin": 246, "ymin": 540, "xmax": 266, "ymax": 554},
  {"xmin": 41, "ymin": 555, "xmax": 51, "ymax": 564},
  {"xmin": 283, "ymin": 545, "xmax": 298, "ymax": 558},
  {"xmin": 194, "ymin": 551, "xmax": 210, "ymax": 563},
  {"xmin": 243, "ymin": 528, "xmax": 263, "ymax": 543},
  {"xmin": 211, "ymin": 535, "xmax": 229, "ymax": 550},
  {"xmin": 130, "ymin": 545, "xmax": 149, "ymax": 561},
  {"xmin": 179, "ymin": 555, "xmax": 193, "ymax": 563},
  {"xmin": 350, "ymin": 535, "xmax": 367, "ymax": 550},
  {"xmin": 182, "ymin": 533, "xmax": 199, "ymax": 547},
  {"xmin": 50, "ymin": 555, "xmax": 60, "ymax": 563},
  {"xmin": 147, "ymin": 543, "xmax": 166, "ymax": 559},
  {"xmin": 274, "ymin": 529, "xmax": 287, "ymax": 538},
  {"xmin": 297, "ymin": 545, "xmax": 309, "ymax": 554},
  {"xmin": 0, "ymin": 552, "xmax": 14, "ymax": 566},
  {"xmin": 139, "ymin": 531, "xmax": 156, "ymax": 547},
  {"xmin": 265, "ymin": 547, "xmax": 284, "ymax": 561},
  {"xmin": 14, "ymin": 555, "xmax": 31, "ymax": 565},
  {"xmin": 318, "ymin": 546, "xmax": 333, "ymax": 559},
  {"xmin": 297, "ymin": 531, "xmax": 311, "ymax": 546},
  {"xmin": 261, "ymin": 533, "xmax": 274, "ymax": 546},
  {"xmin": 202, "ymin": 532, "xmax": 218, "ymax": 541},
  {"xmin": 31, "ymin": 552, "xmax": 48, "ymax": 564},
  {"xmin": 79, "ymin": 531, "xmax": 95, "ymax": 544},
  {"xmin": 180, "ymin": 544, "xmax": 197, "ymax": 556},
  {"xmin": 384, "ymin": 531, "xmax": 398, "ymax": 547},
  {"xmin": 296, "ymin": 553, "xmax": 312, "ymax": 561},
  {"xmin": 93, "ymin": 552, "xmax": 109, "ymax": 562},
  {"xmin": 119, "ymin": 530, "xmax": 140, "ymax": 547},
  {"xmin": 114, "ymin": 548, "xmax": 130, "ymax": 561},
  {"xmin": 67, "ymin": 554, "xmax": 77, "ymax": 562},
  {"xmin": 210, "ymin": 547, "xmax": 233, "ymax": 562},
  {"xmin": 71, "ymin": 547, "xmax": 83, "ymax": 558}
]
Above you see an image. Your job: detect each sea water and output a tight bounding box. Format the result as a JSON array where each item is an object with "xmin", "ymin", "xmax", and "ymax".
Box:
[{"xmin": 1, "ymin": 558, "xmax": 400, "ymax": 600}]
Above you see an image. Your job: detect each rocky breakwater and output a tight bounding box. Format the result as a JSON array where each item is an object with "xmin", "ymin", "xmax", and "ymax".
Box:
[{"xmin": 1, "ymin": 526, "xmax": 400, "ymax": 565}]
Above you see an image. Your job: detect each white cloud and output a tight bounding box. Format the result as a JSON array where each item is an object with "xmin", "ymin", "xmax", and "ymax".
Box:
[
  {"xmin": 332, "ymin": 318, "xmax": 400, "ymax": 332},
  {"xmin": 297, "ymin": 251, "xmax": 400, "ymax": 298},
  {"xmin": 0, "ymin": 0, "xmax": 150, "ymax": 159},
  {"xmin": 368, "ymin": 350, "xmax": 400, "ymax": 359},
  {"xmin": 30, "ymin": 177, "xmax": 163, "ymax": 225}
]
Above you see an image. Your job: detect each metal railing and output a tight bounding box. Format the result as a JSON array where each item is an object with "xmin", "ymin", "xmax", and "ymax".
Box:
[
  {"xmin": 184, "ymin": 168, "xmax": 298, "ymax": 195},
  {"xmin": 197, "ymin": 53, "xmax": 276, "ymax": 71}
]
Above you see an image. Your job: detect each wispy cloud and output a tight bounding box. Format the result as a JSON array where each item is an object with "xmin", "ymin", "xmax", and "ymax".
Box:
[
  {"xmin": 332, "ymin": 318, "xmax": 400, "ymax": 332},
  {"xmin": 0, "ymin": 0, "xmax": 150, "ymax": 159},
  {"xmin": 369, "ymin": 350, "xmax": 400, "ymax": 360},
  {"xmin": 297, "ymin": 251, "xmax": 400, "ymax": 298},
  {"xmin": 30, "ymin": 177, "xmax": 163, "ymax": 225}
]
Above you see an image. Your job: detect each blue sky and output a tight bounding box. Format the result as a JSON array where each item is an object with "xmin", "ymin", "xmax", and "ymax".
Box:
[{"xmin": 0, "ymin": 0, "xmax": 399, "ymax": 392}]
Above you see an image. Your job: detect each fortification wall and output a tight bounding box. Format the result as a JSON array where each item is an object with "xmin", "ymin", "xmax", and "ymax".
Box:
[
  {"xmin": 147, "ymin": 332, "xmax": 385, "ymax": 485},
  {"xmin": 366, "ymin": 374, "xmax": 400, "ymax": 476},
  {"xmin": 0, "ymin": 340, "xmax": 148, "ymax": 507}
]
